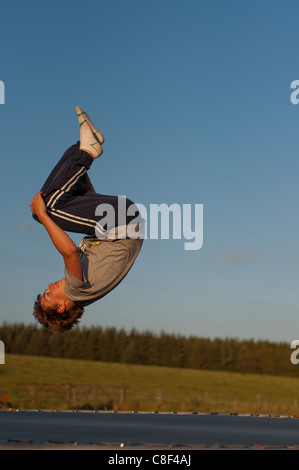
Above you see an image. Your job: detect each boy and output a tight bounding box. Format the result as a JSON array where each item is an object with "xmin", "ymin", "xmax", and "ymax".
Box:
[{"xmin": 30, "ymin": 107, "xmax": 144, "ymax": 333}]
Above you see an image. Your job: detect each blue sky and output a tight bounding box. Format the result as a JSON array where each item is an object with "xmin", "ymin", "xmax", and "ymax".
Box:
[{"xmin": 0, "ymin": 0, "xmax": 299, "ymax": 342}]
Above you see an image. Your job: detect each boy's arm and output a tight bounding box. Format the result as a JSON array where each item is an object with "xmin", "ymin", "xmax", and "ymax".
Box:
[{"xmin": 30, "ymin": 192, "xmax": 83, "ymax": 281}]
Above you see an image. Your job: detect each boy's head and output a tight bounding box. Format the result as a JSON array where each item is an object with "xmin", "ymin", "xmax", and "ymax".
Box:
[{"xmin": 33, "ymin": 278, "xmax": 84, "ymax": 333}]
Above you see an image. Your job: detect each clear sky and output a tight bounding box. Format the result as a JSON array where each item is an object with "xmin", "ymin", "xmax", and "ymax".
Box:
[{"xmin": 0, "ymin": 0, "xmax": 299, "ymax": 343}]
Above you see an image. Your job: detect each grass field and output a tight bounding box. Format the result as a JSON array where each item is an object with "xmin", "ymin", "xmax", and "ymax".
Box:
[{"xmin": 1, "ymin": 354, "xmax": 299, "ymax": 414}]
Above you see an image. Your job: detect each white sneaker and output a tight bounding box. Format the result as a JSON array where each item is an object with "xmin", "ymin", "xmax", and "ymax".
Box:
[
  {"xmin": 78, "ymin": 117, "xmax": 103, "ymax": 159},
  {"xmin": 75, "ymin": 106, "xmax": 105, "ymax": 144}
]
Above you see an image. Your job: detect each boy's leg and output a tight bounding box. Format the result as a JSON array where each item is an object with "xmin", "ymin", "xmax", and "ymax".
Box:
[
  {"xmin": 78, "ymin": 173, "xmax": 96, "ymax": 193},
  {"xmin": 35, "ymin": 144, "xmax": 140, "ymax": 237},
  {"xmin": 40, "ymin": 142, "xmax": 93, "ymax": 207},
  {"xmin": 32, "ymin": 142, "xmax": 95, "ymax": 227},
  {"xmin": 50, "ymin": 191, "xmax": 140, "ymax": 237},
  {"xmin": 34, "ymin": 107, "xmax": 141, "ymax": 236},
  {"xmin": 41, "ymin": 107, "xmax": 103, "ymax": 201},
  {"xmin": 40, "ymin": 142, "xmax": 92, "ymax": 198},
  {"xmin": 39, "ymin": 108, "xmax": 104, "ymax": 211}
]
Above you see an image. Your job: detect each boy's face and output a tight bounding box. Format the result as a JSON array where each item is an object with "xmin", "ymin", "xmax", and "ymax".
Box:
[{"xmin": 40, "ymin": 278, "xmax": 67, "ymax": 310}]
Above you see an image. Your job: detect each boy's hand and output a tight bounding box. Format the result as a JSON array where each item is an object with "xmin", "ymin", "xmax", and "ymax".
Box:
[{"xmin": 30, "ymin": 191, "xmax": 47, "ymax": 220}]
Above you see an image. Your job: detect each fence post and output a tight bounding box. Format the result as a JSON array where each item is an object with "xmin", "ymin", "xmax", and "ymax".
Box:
[
  {"xmin": 28, "ymin": 385, "xmax": 36, "ymax": 408},
  {"xmin": 120, "ymin": 385, "xmax": 127, "ymax": 404},
  {"xmin": 156, "ymin": 388, "xmax": 164, "ymax": 405},
  {"xmin": 0, "ymin": 341, "xmax": 4, "ymax": 364}
]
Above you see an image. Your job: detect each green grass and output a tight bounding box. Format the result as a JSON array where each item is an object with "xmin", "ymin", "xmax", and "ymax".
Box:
[{"xmin": 1, "ymin": 354, "xmax": 299, "ymax": 414}]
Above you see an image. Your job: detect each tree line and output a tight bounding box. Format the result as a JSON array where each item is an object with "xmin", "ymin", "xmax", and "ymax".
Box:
[{"xmin": 0, "ymin": 322, "xmax": 297, "ymax": 377}]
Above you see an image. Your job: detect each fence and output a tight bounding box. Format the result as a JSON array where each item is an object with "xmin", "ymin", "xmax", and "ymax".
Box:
[{"xmin": 16, "ymin": 383, "xmax": 129, "ymax": 409}]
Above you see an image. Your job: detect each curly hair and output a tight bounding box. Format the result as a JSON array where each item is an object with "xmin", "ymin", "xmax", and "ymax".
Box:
[{"xmin": 33, "ymin": 294, "xmax": 84, "ymax": 333}]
